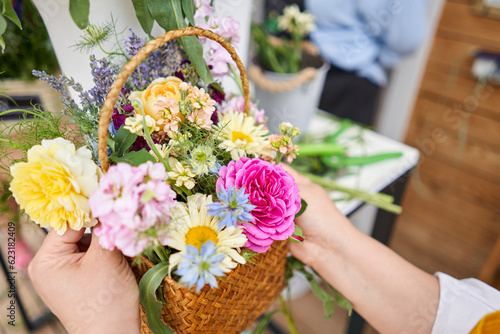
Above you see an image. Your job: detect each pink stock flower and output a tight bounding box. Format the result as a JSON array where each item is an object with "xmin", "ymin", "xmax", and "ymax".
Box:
[
  {"xmin": 207, "ymin": 16, "xmax": 240, "ymax": 47},
  {"xmin": 221, "ymin": 96, "xmax": 266, "ymax": 124},
  {"xmin": 205, "ymin": 42, "xmax": 233, "ymax": 77},
  {"xmin": 154, "ymin": 96, "xmax": 182, "ymax": 133},
  {"xmin": 89, "ymin": 162, "xmax": 177, "ymax": 257},
  {"xmin": 216, "ymin": 157, "xmax": 301, "ymax": 253},
  {"xmin": 194, "ymin": 0, "xmax": 214, "ymax": 19}
]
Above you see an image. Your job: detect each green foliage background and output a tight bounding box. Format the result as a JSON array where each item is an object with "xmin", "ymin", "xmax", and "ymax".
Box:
[{"xmin": 0, "ymin": 1, "xmax": 58, "ymax": 81}]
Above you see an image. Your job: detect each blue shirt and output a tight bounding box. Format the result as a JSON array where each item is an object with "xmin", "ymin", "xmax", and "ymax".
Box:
[{"xmin": 305, "ymin": 0, "xmax": 428, "ymax": 86}]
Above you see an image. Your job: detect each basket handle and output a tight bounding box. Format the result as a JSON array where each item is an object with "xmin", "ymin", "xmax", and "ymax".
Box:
[{"xmin": 98, "ymin": 26, "xmax": 250, "ymax": 173}]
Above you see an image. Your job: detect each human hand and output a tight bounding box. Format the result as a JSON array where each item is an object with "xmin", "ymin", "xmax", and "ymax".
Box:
[
  {"xmin": 28, "ymin": 229, "xmax": 140, "ymax": 334},
  {"xmin": 283, "ymin": 165, "xmax": 357, "ymax": 270}
]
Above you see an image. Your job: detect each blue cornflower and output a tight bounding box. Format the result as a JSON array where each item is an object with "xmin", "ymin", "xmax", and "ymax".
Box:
[
  {"xmin": 176, "ymin": 241, "xmax": 225, "ymax": 293},
  {"xmin": 207, "ymin": 187, "xmax": 255, "ymax": 229}
]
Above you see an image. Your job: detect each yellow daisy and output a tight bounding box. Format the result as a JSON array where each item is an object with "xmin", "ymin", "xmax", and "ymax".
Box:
[
  {"xmin": 167, "ymin": 194, "xmax": 247, "ymax": 275},
  {"xmin": 214, "ymin": 111, "xmax": 270, "ymax": 160}
]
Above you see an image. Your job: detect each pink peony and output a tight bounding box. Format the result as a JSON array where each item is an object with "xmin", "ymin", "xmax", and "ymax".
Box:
[
  {"xmin": 216, "ymin": 157, "xmax": 301, "ymax": 252},
  {"xmin": 89, "ymin": 162, "xmax": 177, "ymax": 257}
]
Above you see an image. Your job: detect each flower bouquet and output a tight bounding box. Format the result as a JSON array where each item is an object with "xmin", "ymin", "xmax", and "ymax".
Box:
[{"xmin": 1, "ymin": 25, "xmax": 312, "ymax": 333}]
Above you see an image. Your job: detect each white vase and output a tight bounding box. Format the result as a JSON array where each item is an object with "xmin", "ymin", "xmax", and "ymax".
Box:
[
  {"xmin": 253, "ymin": 59, "xmax": 330, "ymax": 135},
  {"xmin": 32, "ymin": 0, "xmax": 252, "ymax": 98}
]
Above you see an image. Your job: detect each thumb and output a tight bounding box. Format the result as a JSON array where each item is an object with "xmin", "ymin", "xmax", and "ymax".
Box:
[
  {"xmin": 38, "ymin": 228, "xmax": 85, "ymax": 258},
  {"xmin": 87, "ymin": 228, "xmax": 124, "ymax": 261}
]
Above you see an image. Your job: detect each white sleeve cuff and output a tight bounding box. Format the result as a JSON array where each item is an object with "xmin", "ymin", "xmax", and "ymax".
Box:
[{"xmin": 431, "ymin": 272, "xmax": 500, "ymax": 334}]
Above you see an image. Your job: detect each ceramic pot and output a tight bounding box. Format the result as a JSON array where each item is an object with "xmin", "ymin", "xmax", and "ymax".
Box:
[{"xmin": 252, "ymin": 53, "xmax": 330, "ymax": 135}]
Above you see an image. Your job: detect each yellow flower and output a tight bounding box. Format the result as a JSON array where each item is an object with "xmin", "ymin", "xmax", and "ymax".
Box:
[
  {"xmin": 214, "ymin": 110, "xmax": 271, "ymax": 160},
  {"xmin": 9, "ymin": 138, "xmax": 101, "ymax": 235},
  {"xmin": 129, "ymin": 77, "xmax": 183, "ymax": 121},
  {"xmin": 167, "ymin": 194, "xmax": 247, "ymax": 275}
]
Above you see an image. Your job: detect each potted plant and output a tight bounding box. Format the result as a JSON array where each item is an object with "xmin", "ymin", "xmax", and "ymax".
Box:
[
  {"xmin": 0, "ymin": 0, "xmax": 61, "ymax": 115},
  {"xmin": 250, "ymin": 4, "xmax": 330, "ymax": 135}
]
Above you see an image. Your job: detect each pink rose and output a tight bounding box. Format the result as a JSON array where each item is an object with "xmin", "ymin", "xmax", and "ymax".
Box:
[{"xmin": 216, "ymin": 157, "xmax": 301, "ymax": 252}]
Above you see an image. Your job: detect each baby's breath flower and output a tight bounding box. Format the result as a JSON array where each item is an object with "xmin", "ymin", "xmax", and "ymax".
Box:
[
  {"xmin": 167, "ymin": 157, "xmax": 196, "ymax": 189},
  {"xmin": 190, "ymin": 145, "xmax": 217, "ymax": 176}
]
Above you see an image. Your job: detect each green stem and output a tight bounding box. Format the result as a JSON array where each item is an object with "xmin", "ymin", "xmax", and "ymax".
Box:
[
  {"xmin": 139, "ymin": 108, "xmax": 171, "ymax": 172},
  {"xmin": 228, "ymin": 63, "xmax": 244, "ymax": 96},
  {"xmin": 279, "ymin": 296, "xmax": 298, "ymax": 334},
  {"xmin": 322, "ymin": 152, "xmax": 403, "ymax": 168},
  {"xmin": 301, "ymin": 172, "xmax": 402, "ymax": 214},
  {"xmin": 297, "ymin": 143, "xmax": 347, "ymax": 156}
]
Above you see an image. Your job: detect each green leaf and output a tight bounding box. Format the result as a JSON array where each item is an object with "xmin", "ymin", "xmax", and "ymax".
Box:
[
  {"xmin": 253, "ymin": 311, "xmax": 281, "ymax": 334},
  {"xmin": 138, "ymin": 262, "xmax": 174, "ymax": 334},
  {"xmin": 114, "ymin": 127, "xmax": 138, "ymax": 157},
  {"xmin": 148, "ymin": 0, "xmax": 218, "ymax": 89},
  {"xmin": 132, "ymin": 0, "xmax": 154, "ymax": 37},
  {"xmin": 289, "ymin": 224, "xmax": 304, "ymax": 243},
  {"xmin": 0, "ymin": 13, "xmax": 6, "ymax": 36},
  {"xmin": 69, "ymin": 0, "xmax": 90, "ymax": 29},
  {"xmin": 0, "ymin": 35, "xmax": 4, "ymax": 54},
  {"xmin": 1, "ymin": 0, "xmax": 21, "ymax": 30},
  {"xmin": 295, "ymin": 198, "xmax": 308, "ymax": 218},
  {"xmin": 0, "ymin": 15, "xmax": 5, "ymax": 53},
  {"xmin": 181, "ymin": 0, "xmax": 195, "ymax": 26},
  {"xmin": 110, "ymin": 149, "xmax": 156, "ymax": 166},
  {"xmin": 308, "ymin": 278, "xmax": 335, "ymax": 319}
]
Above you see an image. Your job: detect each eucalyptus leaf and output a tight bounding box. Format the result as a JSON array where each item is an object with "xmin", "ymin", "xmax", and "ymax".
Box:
[
  {"xmin": 69, "ymin": 0, "xmax": 90, "ymax": 29},
  {"xmin": 114, "ymin": 127, "xmax": 138, "ymax": 156},
  {"xmin": 132, "ymin": 0, "xmax": 155, "ymax": 37},
  {"xmin": 253, "ymin": 311, "xmax": 281, "ymax": 334},
  {"xmin": 1, "ymin": 0, "xmax": 21, "ymax": 29},
  {"xmin": 295, "ymin": 198, "xmax": 308, "ymax": 218},
  {"xmin": 181, "ymin": 0, "xmax": 195, "ymax": 26},
  {"xmin": 138, "ymin": 262, "xmax": 174, "ymax": 334},
  {"xmin": 110, "ymin": 149, "xmax": 156, "ymax": 166}
]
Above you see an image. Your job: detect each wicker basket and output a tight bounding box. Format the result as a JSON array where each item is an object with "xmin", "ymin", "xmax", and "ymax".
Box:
[{"xmin": 97, "ymin": 27, "xmax": 289, "ymax": 334}]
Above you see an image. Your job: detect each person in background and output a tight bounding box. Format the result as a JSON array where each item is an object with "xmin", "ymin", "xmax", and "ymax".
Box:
[{"xmin": 266, "ymin": 0, "xmax": 427, "ymax": 125}]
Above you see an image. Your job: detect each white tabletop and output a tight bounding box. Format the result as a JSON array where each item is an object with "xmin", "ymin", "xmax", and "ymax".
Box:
[{"xmin": 307, "ymin": 112, "xmax": 420, "ymax": 216}]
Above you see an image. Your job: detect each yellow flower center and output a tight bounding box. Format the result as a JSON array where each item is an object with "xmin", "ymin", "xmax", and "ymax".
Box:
[
  {"xmin": 232, "ymin": 131, "xmax": 253, "ymax": 143},
  {"xmin": 185, "ymin": 226, "xmax": 219, "ymax": 250}
]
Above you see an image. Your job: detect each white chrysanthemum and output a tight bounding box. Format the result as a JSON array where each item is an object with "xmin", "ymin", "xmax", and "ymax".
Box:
[
  {"xmin": 277, "ymin": 4, "xmax": 316, "ymax": 36},
  {"xmin": 167, "ymin": 194, "xmax": 247, "ymax": 275},
  {"xmin": 214, "ymin": 110, "xmax": 270, "ymax": 160}
]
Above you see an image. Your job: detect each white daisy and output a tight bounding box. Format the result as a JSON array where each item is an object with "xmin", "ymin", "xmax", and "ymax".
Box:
[
  {"xmin": 167, "ymin": 194, "xmax": 247, "ymax": 275},
  {"xmin": 214, "ymin": 110, "xmax": 270, "ymax": 160}
]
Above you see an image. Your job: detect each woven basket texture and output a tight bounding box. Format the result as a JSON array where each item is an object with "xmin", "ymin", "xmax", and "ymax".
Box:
[
  {"xmin": 98, "ymin": 27, "xmax": 289, "ymax": 334},
  {"xmin": 132, "ymin": 240, "xmax": 288, "ymax": 334}
]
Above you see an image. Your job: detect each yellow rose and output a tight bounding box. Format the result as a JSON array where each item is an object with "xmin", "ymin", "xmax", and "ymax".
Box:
[
  {"xmin": 9, "ymin": 138, "xmax": 101, "ymax": 235},
  {"xmin": 129, "ymin": 76, "xmax": 183, "ymax": 121}
]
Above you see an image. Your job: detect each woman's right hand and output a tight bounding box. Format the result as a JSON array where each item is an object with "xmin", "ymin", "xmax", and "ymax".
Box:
[{"xmin": 282, "ymin": 165, "xmax": 357, "ymax": 270}]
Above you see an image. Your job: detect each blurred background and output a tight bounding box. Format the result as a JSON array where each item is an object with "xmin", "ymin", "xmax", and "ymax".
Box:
[{"xmin": 0, "ymin": 0, "xmax": 499, "ymax": 333}]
